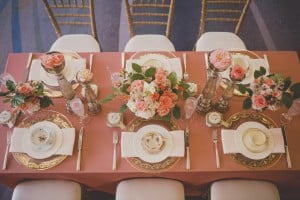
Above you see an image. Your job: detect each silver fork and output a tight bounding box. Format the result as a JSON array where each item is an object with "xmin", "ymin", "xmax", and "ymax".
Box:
[
  {"xmin": 183, "ymin": 53, "xmax": 189, "ymax": 80},
  {"xmin": 212, "ymin": 129, "xmax": 220, "ymax": 168},
  {"xmin": 2, "ymin": 130, "xmax": 12, "ymax": 170},
  {"xmin": 112, "ymin": 131, "xmax": 118, "ymax": 170}
]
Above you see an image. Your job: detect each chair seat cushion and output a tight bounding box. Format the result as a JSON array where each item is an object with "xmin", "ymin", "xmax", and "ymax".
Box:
[
  {"xmin": 124, "ymin": 34, "xmax": 175, "ymax": 52},
  {"xmin": 211, "ymin": 180, "xmax": 280, "ymax": 200},
  {"xmin": 50, "ymin": 34, "xmax": 100, "ymax": 52},
  {"xmin": 195, "ymin": 32, "xmax": 246, "ymax": 51},
  {"xmin": 12, "ymin": 180, "xmax": 82, "ymax": 200},
  {"xmin": 116, "ymin": 178, "xmax": 184, "ymax": 200}
]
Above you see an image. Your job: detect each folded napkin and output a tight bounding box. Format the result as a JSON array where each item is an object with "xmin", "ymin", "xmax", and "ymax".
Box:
[
  {"xmin": 121, "ymin": 130, "xmax": 185, "ymax": 158},
  {"xmin": 9, "ymin": 127, "xmax": 75, "ymax": 156},
  {"xmin": 29, "ymin": 57, "xmax": 86, "ymax": 86},
  {"xmin": 221, "ymin": 128, "xmax": 285, "ymax": 154},
  {"xmin": 248, "ymin": 58, "xmax": 269, "ymax": 72},
  {"xmin": 125, "ymin": 57, "xmax": 183, "ymax": 80}
]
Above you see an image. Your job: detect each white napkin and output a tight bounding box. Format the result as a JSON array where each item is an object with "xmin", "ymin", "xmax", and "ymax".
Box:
[
  {"xmin": 121, "ymin": 130, "xmax": 185, "ymax": 158},
  {"xmin": 221, "ymin": 128, "xmax": 285, "ymax": 154},
  {"xmin": 9, "ymin": 127, "xmax": 75, "ymax": 156},
  {"xmin": 125, "ymin": 57, "xmax": 183, "ymax": 80},
  {"xmin": 248, "ymin": 58, "xmax": 269, "ymax": 72},
  {"xmin": 28, "ymin": 57, "xmax": 86, "ymax": 86}
]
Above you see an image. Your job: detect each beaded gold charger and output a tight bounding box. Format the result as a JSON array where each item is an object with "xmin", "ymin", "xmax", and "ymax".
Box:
[
  {"xmin": 13, "ymin": 110, "xmax": 72, "ymax": 170},
  {"xmin": 225, "ymin": 111, "xmax": 282, "ymax": 169},
  {"xmin": 126, "ymin": 117, "xmax": 181, "ymax": 173}
]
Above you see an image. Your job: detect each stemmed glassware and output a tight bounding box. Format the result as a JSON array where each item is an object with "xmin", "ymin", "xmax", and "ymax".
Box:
[
  {"xmin": 69, "ymin": 97, "xmax": 90, "ymax": 124},
  {"xmin": 280, "ymin": 98, "xmax": 300, "ymax": 125},
  {"xmin": 0, "ymin": 72, "xmax": 16, "ymax": 90}
]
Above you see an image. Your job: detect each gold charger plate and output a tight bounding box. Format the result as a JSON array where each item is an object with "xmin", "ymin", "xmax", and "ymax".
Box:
[
  {"xmin": 13, "ymin": 110, "xmax": 72, "ymax": 170},
  {"xmin": 224, "ymin": 111, "xmax": 282, "ymax": 169},
  {"xmin": 126, "ymin": 117, "xmax": 181, "ymax": 173}
]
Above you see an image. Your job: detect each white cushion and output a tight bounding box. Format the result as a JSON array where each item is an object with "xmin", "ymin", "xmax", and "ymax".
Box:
[
  {"xmin": 211, "ymin": 180, "xmax": 280, "ymax": 200},
  {"xmin": 124, "ymin": 34, "xmax": 175, "ymax": 52},
  {"xmin": 195, "ymin": 32, "xmax": 246, "ymax": 51},
  {"xmin": 12, "ymin": 180, "xmax": 82, "ymax": 200},
  {"xmin": 50, "ymin": 34, "xmax": 100, "ymax": 52},
  {"xmin": 116, "ymin": 178, "xmax": 185, "ymax": 200}
]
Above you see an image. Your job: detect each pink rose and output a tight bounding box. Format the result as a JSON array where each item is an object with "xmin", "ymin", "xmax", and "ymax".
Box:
[
  {"xmin": 230, "ymin": 65, "xmax": 247, "ymax": 81},
  {"xmin": 209, "ymin": 49, "xmax": 232, "ymax": 71},
  {"xmin": 263, "ymin": 77, "xmax": 275, "ymax": 86},
  {"xmin": 17, "ymin": 83, "xmax": 33, "ymax": 95},
  {"xmin": 136, "ymin": 100, "xmax": 146, "ymax": 112},
  {"xmin": 131, "ymin": 80, "xmax": 144, "ymax": 90},
  {"xmin": 155, "ymin": 68, "xmax": 167, "ymax": 84},
  {"xmin": 41, "ymin": 53, "xmax": 64, "ymax": 69},
  {"xmin": 252, "ymin": 94, "xmax": 267, "ymax": 110}
]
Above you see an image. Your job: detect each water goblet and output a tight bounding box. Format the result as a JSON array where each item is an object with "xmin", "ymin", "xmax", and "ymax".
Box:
[
  {"xmin": 280, "ymin": 98, "xmax": 300, "ymax": 125},
  {"xmin": 0, "ymin": 72, "xmax": 16, "ymax": 90},
  {"xmin": 69, "ymin": 97, "xmax": 91, "ymax": 124},
  {"xmin": 184, "ymin": 97, "xmax": 198, "ymax": 120},
  {"xmin": 110, "ymin": 72, "xmax": 124, "ymax": 87}
]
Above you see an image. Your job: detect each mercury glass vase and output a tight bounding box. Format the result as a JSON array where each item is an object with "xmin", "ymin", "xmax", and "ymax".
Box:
[{"xmin": 215, "ymin": 80, "xmax": 236, "ymax": 113}]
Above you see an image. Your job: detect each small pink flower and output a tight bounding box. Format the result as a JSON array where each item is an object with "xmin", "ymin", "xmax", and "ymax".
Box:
[
  {"xmin": 230, "ymin": 65, "xmax": 247, "ymax": 81},
  {"xmin": 155, "ymin": 68, "xmax": 167, "ymax": 84},
  {"xmin": 159, "ymin": 95, "xmax": 174, "ymax": 109},
  {"xmin": 264, "ymin": 77, "xmax": 275, "ymax": 86},
  {"xmin": 252, "ymin": 94, "xmax": 267, "ymax": 110},
  {"xmin": 136, "ymin": 100, "xmax": 146, "ymax": 112},
  {"xmin": 17, "ymin": 83, "xmax": 34, "ymax": 95}
]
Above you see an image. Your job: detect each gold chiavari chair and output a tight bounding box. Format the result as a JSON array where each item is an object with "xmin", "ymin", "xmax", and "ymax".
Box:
[
  {"xmin": 195, "ymin": 0, "xmax": 251, "ymax": 51},
  {"xmin": 124, "ymin": 0, "xmax": 176, "ymax": 52},
  {"xmin": 42, "ymin": 0, "xmax": 101, "ymax": 52}
]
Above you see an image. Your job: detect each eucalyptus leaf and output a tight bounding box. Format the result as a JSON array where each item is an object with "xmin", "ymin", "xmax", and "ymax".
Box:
[
  {"xmin": 282, "ymin": 92, "xmax": 293, "ymax": 108},
  {"xmin": 254, "ymin": 67, "xmax": 266, "ymax": 79}
]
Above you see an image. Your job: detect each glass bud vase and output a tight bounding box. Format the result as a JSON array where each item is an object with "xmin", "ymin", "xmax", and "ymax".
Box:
[
  {"xmin": 215, "ymin": 80, "xmax": 236, "ymax": 113},
  {"xmin": 196, "ymin": 69, "xmax": 219, "ymax": 114},
  {"xmin": 82, "ymin": 83, "xmax": 101, "ymax": 115}
]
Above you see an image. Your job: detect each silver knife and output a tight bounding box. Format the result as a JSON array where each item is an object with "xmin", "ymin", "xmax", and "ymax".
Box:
[
  {"xmin": 76, "ymin": 127, "xmax": 84, "ymax": 171},
  {"xmin": 281, "ymin": 125, "xmax": 292, "ymax": 168},
  {"xmin": 185, "ymin": 126, "xmax": 190, "ymax": 171},
  {"xmin": 22, "ymin": 53, "xmax": 33, "ymax": 82}
]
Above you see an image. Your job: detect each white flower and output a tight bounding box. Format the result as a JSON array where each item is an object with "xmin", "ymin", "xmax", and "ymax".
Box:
[{"xmin": 187, "ymin": 82, "xmax": 198, "ymax": 95}]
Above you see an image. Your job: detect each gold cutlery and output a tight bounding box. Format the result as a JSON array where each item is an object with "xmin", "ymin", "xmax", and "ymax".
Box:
[
  {"xmin": 212, "ymin": 129, "xmax": 220, "ymax": 168},
  {"xmin": 281, "ymin": 125, "xmax": 292, "ymax": 168},
  {"xmin": 112, "ymin": 131, "xmax": 118, "ymax": 170},
  {"xmin": 76, "ymin": 127, "xmax": 84, "ymax": 171},
  {"xmin": 2, "ymin": 130, "xmax": 12, "ymax": 170},
  {"xmin": 121, "ymin": 52, "xmax": 125, "ymax": 69},
  {"xmin": 185, "ymin": 126, "xmax": 190, "ymax": 171},
  {"xmin": 22, "ymin": 53, "xmax": 33, "ymax": 82},
  {"xmin": 89, "ymin": 54, "xmax": 93, "ymax": 72},
  {"xmin": 183, "ymin": 53, "xmax": 189, "ymax": 80}
]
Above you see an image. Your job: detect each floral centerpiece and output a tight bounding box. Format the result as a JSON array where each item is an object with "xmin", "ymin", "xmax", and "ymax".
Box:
[
  {"xmin": 100, "ymin": 63, "xmax": 196, "ymax": 121},
  {"xmin": 0, "ymin": 80, "xmax": 53, "ymax": 114},
  {"xmin": 238, "ymin": 67, "xmax": 300, "ymax": 111},
  {"xmin": 40, "ymin": 52, "xmax": 65, "ymax": 74},
  {"xmin": 208, "ymin": 49, "xmax": 232, "ymax": 72}
]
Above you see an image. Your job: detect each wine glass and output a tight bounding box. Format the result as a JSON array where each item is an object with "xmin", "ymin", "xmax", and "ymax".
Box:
[
  {"xmin": 0, "ymin": 72, "xmax": 16, "ymax": 91},
  {"xmin": 184, "ymin": 97, "xmax": 198, "ymax": 120},
  {"xmin": 69, "ymin": 97, "xmax": 90, "ymax": 124},
  {"xmin": 280, "ymin": 98, "xmax": 300, "ymax": 125}
]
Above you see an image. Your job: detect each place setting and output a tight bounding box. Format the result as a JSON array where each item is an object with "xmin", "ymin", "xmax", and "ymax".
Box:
[
  {"xmin": 101, "ymin": 50, "xmax": 199, "ymax": 172},
  {"xmin": 8, "ymin": 110, "xmax": 76, "ymax": 170}
]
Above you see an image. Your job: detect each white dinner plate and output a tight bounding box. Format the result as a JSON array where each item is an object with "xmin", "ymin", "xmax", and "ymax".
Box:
[
  {"xmin": 23, "ymin": 121, "xmax": 63, "ymax": 159},
  {"xmin": 126, "ymin": 52, "xmax": 183, "ymax": 80},
  {"xmin": 133, "ymin": 124, "xmax": 173, "ymax": 163},
  {"xmin": 219, "ymin": 53, "xmax": 269, "ymax": 85},
  {"xmin": 234, "ymin": 121, "xmax": 274, "ymax": 160}
]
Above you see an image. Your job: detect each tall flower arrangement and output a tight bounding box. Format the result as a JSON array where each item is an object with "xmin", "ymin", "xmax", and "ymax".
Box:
[
  {"xmin": 101, "ymin": 63, "xmax": 195, "ymax": 121},
  {"xmin": 239, "ymin": 67, "xmax": 300, "ymax": 111}
]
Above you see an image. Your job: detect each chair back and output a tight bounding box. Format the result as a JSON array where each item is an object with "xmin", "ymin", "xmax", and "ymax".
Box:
[
  {"xmin": 124, "ymin": 0, "xmax": 175, "ymax": 39},
  {"xmin": 198, "ymin": 0, "xmax": 251, "ymax": 37},
  {"xmin": 42, "ymin": 0, "xmax": 98, "ymax": 41}
]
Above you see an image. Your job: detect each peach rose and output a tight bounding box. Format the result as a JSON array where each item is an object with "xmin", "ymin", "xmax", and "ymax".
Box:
[
  {"xmin": 157, "ymin": 105, "xmax": 170, "ymax": 116},
  {"xmin": 17, "ymin": 83, "xmax": 34, "ymax": 95},
  {"xmin": 209, "ymin": 49, "xmax": 232, "ymax": 71},
  {"xmin": 230, "ymin": 65, "xmax": 247, "ymax": 81},
  {"xmin": 159, "ymin": 95, "xmax": 174, "ymax": 109},
  {"xmin": 252, "ymin": 94, "xmax": 267, "ymax": 110},
  {"xmin": 40, "ymin": 52, "xmax": 64, "ymax": 69},
  {"xmin": 155, "ymin": 68, "xmax": 167, "ymax": 84}
]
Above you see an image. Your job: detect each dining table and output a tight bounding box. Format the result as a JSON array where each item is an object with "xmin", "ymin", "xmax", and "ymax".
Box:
[{"xmin": 0, "ymin": 51, "xmax": 300, "ymax": 198}]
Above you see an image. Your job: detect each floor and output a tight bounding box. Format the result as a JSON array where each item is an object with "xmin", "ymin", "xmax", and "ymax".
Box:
[{"xmin": 0, "ymin": 0, "xmax": 299, "ymax": 199}]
